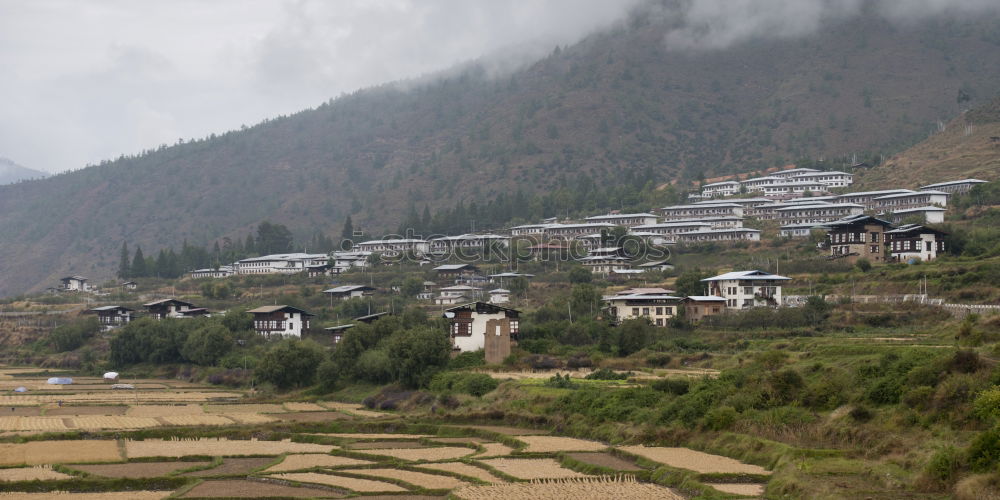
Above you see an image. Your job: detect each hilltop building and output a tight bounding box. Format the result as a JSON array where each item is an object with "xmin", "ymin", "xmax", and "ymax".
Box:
[
  {"xmin": 248, "ymin": 305, "xmax": 313, "ymax": 338},
  {"xmin": 702, "ymin": 270, "xmax": 790, "ymax": 309},
  {"xmin": 603, "ymin": 288, "xmax": 682, "ymax": 326},
  {"xmin": 886, "ymin": 224, "xmax": 947, "ymax": 262}
]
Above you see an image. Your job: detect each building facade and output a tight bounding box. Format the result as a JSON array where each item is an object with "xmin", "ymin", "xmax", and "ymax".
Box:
[
  {"xmin": 702, "ymin": 270, "xmax": 790, "ymax": 309},
  {"xmin": 248, "ymin": 305, "xmax": 314, "ymax": 338}
]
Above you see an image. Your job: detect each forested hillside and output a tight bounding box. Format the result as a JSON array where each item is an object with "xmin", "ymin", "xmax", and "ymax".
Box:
[
  {"xmin": 3, "ymin": 8, "xmax": 1000, "ymax": 296},
  {"xmin": 0, "ymin": 157, "xmax": 45, "ymax": 185}
]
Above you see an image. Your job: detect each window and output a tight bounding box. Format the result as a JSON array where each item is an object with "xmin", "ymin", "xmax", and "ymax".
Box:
[
  {"xmin": 870, "ymin": 232, "xmax": 879, "ymax": 243},
  {"xmin": 744, "ymin": 287, "xmax": 753, "ymax": 295},
  {"xmin": 631, "ymin": 308, "xmax": 639, "ymax": 316},
  {"xmin": 925, "ymin": 241, "xmax": 932, "ymax": 251},
  {"xmin": 665, "ymin": 307, "xmax": 673, "ymax": 315},
  {"xmin": 655, "ymin": 307, "xmax": 663, "ymax": 315},
  {"xmin": 871, "ymin": 245, "xmax": 879, "ymax": 254},
  {"xmin": 656, "ymin": 319, "xmax": 663, "ymax": 326},
  {"xmin": 642, "ymin": 307, "xmax": 650, "ymax": 316}
]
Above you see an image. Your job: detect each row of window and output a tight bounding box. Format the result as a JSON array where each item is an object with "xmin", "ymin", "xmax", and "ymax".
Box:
[{"xmin": 630, "ymin": 306, "xmax": 675, "ymax": 316}]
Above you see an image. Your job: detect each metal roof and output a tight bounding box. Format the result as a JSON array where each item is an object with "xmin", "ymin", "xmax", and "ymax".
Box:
[{"xmin": 702, "ymin": 270, "xmax": 790, "ymax": 281}]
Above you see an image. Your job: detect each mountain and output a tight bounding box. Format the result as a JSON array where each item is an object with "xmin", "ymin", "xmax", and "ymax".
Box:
[
  {"xmin": 0, "ymin": 157, "xmax": 46, "ymax": 185},
  {"xmin": 3, "ymin": 10, "xmax": 1000, "ymax": 296},
  {"xmin": 856, "ymin": 95, "xmax": 1000, "ymax": 189}
]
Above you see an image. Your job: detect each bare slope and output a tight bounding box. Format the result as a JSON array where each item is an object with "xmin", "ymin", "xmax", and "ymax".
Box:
[{"xmin": 2, "ymin": 13, "xmax": 1000, "ymax": 296}]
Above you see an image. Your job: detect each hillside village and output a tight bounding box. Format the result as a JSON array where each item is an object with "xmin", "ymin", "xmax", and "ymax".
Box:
[{"xmin": 43, "ymin": 165, "xmax": 989, "ymax": 360}]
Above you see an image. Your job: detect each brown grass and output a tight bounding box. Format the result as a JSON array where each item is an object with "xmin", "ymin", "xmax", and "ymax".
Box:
[
  {"xmin": 223, "ymin": 413, "xmax": 278, "ymax": 425},
  {"xmin": 474, "ymin": 443, "xmax": 514, "ymax": 457},
  {"xmin": 72, "ymin": 416, "xmax": 161, "ymax": 430},
  {"xmin": 356, "ymin": 447, "xmax": 474, "ymax": 462},
  {"xmin": 0, "ymin": 440, "xmax": 121, "ymax": 466},
  {"xmin": 565, "ymin": 453, "xmax": 643, "ymax": 471},
  {"xmin": 269, "ymin": 472, "xmax": 407, "ymax": 492},
  {"xmin": 444, "ymin": 425, "xmax": 548, "ymax": 435},
  {"xmin": 309, "ymin": 433, "xmax": 428, "ymax": 440},
  {"xmin": 263, "ymin": 454, "xmax": 374, "ymax": 472},
  {"xmin": 70, "ymin": 461, "xmax": 209, "ymax": 478},
  {"xmin": 342, "ymin": 468, "xmax": 468, "ymax": 489},
  {"xmin": 44, "ymin": 406, "xmax": 127, "ymax": 416},
  {"xmin": 477, "ymin": 458, "xmax": 589, "ymax": 480},
  {"xmin": 347, "ymin": 441, "xmax": 428, "ymax": 449},
  {"xmin": 157, "ymin": 415, "xmax": 236, "ymax": 427},
  {"xmin": 0, "ymin": 417, "xmax": 70, "ymax": 432},
  {"xmin": 618, "ymin": 446, "xmax": 769, "ymax": 475},
  {"xmin": 283, "ymin": 402, "xmax": 326, "ymax": 412},
  {"xmin": 517, "ymin": 436, "xmax": 607, "ymax": 453},
  {"xmin": 204, "ymin": 404, "xmax": 285, "ymax": 414},
  {"xmin": 710, "ymin": 483, "xmax": 766, "ymax": 496},
  {"xmin": 179, "ymin": 479, "xmax": 342, "ymax": 498},
  {"xmin": 0, "ymin": 492, "xmax": 171, "ymax": 499},
  {"xmin": 415, "ymin": 462, "xmax": 506, "ymax": 483},
  {"xmin": 125, "ymin": 438, "xmax": 333, "ymax": 458},
  {"xmin": 453, "ymin": 476, "xmax": 684, "ymax": 500},
  {"xmin": 182, "ymin": 457, "xmax": 275, "ymax": 477},
  {"xmin": 0, "ymin": 466, "xmax": 72, "ymax": 481}
]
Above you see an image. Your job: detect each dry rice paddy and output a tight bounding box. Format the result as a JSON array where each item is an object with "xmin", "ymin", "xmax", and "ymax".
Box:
[
  {"xmin": 182, "ymin": 457, "xmax": 275, "ymax": 477},
  {"xmin": 126, "ymin": 405, "xmax": 204, "ymax": 417},
  {"xmin": 565, "ymin": 452, "xmax": 643, "ymax": 471},
  {"xmin": 618, "ymin": 446, "xmax": 770, "ymax": 475},
  {"xmin": 204, "ymin": 404, "xmax": 285, "ymax": 414},
  {"xmin": 453, "ymin": 476, "xmax": 684, "ymax": 500},
  {"xmin": 0, "ymin": 492, "xmax": 171, "ymax": 500},
  {"xmin": 310, "ymin": 432, "xmax": 428, "ymax": 440},
  {"xmin": 357, "ymin": 446, "xmax": 474, "ymax": 462},
  {"xmin": 0, "ymin": 466, "xmax": 72, "ymax": 481},
  {"xmin": 283, "ymin": 402, "xmax": 326, "ymax": 412},
  {"xmin": 263, "ymin": 454, "xmax": 374, "ymax": 472},
  {"xmin": 179, "ymin": 479, "xmax": 341, "ymax": 498},
  {"xmin": 222, "ymin": 413, "xmax": 278, "ymax": 425},
  {"xmin": 156, "ymin": 415, "xmax": 234, "ymax": 427},
  {"xmin": 270, "ymin": 472, "xmax": 407, "ymax": 492},
  {"xmin": 474, "ymin": 443, "xmax": 514, "ymax": 457},
  {"xmin": 72, "ymin": 416, "xmax": 161, "ymax": 430},
  {"xmin": 711, "ymin": 483, "xmax": 766, "ymax": 496},
  {"xmin": 0, "ymin": 440, "xmax": 121, "ymax": 466},
  {"xmin": 517, "ymin": 436, "xmax": 607, "ymax": 453},
  {"xmin": 415, "ymin": 462, "xmax": 506, "ymax": 483},
  {"xmin": 0, "ymin": 417, "xmax": 70, "ymax": 432},
  {"xmin": 125, "ymin": 438, "xmax": 334, "ymax": 458},
  {"xmin": 342, "ymin": 468, "xmax": 468, "ymax": 489},
  {"xmin": 478, "ymin": 458, "xmax": 588, "ymax": 480},
  {"xmin": 445, "ymin": 424, "xmax": 548, "ymax": 435},
  {"xmin": 69, "ymin": 461, "xmax": 210, "ymax": 478}
]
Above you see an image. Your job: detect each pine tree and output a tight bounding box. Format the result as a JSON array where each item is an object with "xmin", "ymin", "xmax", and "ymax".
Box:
[
  {"xmin": 340, "ymin": 215, "xmax": 354, "ymax": 250},
  {"xmin": 117, "ymin": 241, "xmax": 130, "ymax": 279},
  {"xmin": 131, "ymin": 246, "xmax": 147, "ymax": 277},
  {"xmin": 244, "ymin": 234, "xmax": 256, "ymax": 255}
]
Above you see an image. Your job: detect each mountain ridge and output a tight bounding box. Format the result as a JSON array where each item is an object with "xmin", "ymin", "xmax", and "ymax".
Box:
[
  {"xmin": 2, "ymin": 12, "xmax": 1000, "ymax": 296},
  {"xmin": 0, "ymin": 157, "xmax": 46, "ymax": 185}
]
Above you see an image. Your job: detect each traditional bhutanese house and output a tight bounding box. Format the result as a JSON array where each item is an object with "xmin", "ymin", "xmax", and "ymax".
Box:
[
  {"xmin": 443, "ymin": 302, "xmax": 520, "ymax": 363},
  {"xmin": 608, "ymin": 269, "xmax": 647, "ymax": 282},
  {"xmin": 602, "ymin": 288, "xmax": 683, "ymax": 327},
  {"xmin": 919, "ymin": 178, "xmax": 988, "ymax": 195},
  {"xmin": 686, "ymin": 216, "xmax": 745, "ymax": 229},
  {"xmin": 683, "ymin": 296, "xmax": 728, "ymax": 322},
  {"xmin": 886, "ymin": 224, "xmax": 947, "ymax": 262},
  {"xmin": 787, "ymin": 170, "xmax": 853, "ymax": 188},
  {"xmin": 417, "ymin": 281, "xmax": 438, "ymax": 300},
  {"xmin": 432, "ymin": 263, "xmax": 480, "ymax": 280},
  {"xmin": 60, "ymin": 276, "xmax": 90, "ymax": 292},
  {"xmin": 322, "ymin": 285, "xmax": 375, "ymax": 301},
  {"xmin": 143, "ymin": 298, "xmax": 197, "ymax": 319},
  {"xmin": 579, "ymin": 247, "xmax": 631, "ymax": 274},
  {"xmin": 330, "ymin": 251, "xmax": 371, "ymax": 273},
  {"xmin": 509, "ymin": 223, "xmax": 552, "ymax": 237},
  {"xmin": 429, "ymin": 234, "xmax": 510, "ymax": 256},
  {"xmin": 660, "ymin": 203, "xmax": 744, "ymax": 220},
  {"xmin": 584, "ymin": 213, "xmax": 659, "ymax": 228},
  {"xmin": 779, "ymin": 223, "xmax": 824, "ymax": 238},
  {"xmin": 632, "ymin": 221, "xmax": 713, "ymax": 240},
  {"xmin": 675, "ymin": 228, "xmax": 761, "ymax": 243},
  {"xmin": 824, "ymin": 215, "xmax": 894, "ymax": 263},
  {"xmin": 887, "ymin": 206, "xmax": 946, "ymax": 224},
  {"xmin": 235, "ymin": 253, "xmax": 329, "ymax": 275},
  {"xmin": 702, "ymin": 270, "xmax": 791, "ymax": 309},
  {"xmin": 189, "ymin": 265, "xmax": 234, "ymax": 279},
  {"xmin": 525, "ymin": 242, "xmax": 571, "ymax": 260},
  {"xmin": 85, "ymin": 306, "xmax": 134, "ymax": 330},
  {"xmin": 324, "ymin": 324, "xmax": 354, "ymax": 345},
  {"xmin": 177, "ymin": 308, "xmax": 212, "ymax": 318},
  {"xmin": 700, "ymin": 181, "xmax": 741, "ymax": 198},
  {"xmin": 699, "ymin": 197, "xmax": 773, "ymax": 213},
  {"xmin": 435, "ymin": 285, "xmax": 482, "ymax": 305},
  {"xmin": 637, "ymin": 260, "xmax": 675, "ymax": 272},
  {"xmin": 248, "ymin": 305, "xmax": 314, "ymax": 338},
  {"xmin": 120, "ymin": 281, "xmax": 138, "ymax": 291},
  {"xmin": 306, "ymin": 262, "xmax": 333, "ymax": 277},
  {"xmin": 489, "ymin": 288, "xmax": 511, "ymax": 304}
]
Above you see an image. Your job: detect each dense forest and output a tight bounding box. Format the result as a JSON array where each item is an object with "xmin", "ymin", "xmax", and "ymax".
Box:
[{"xmin": 3, "ymin": 7, "xmax": 1000, "ymax": 295}]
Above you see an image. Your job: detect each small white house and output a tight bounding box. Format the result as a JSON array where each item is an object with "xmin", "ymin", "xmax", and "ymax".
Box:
[
  {"xmin": 323, "ymin": 285, "xmax": 375, "ymax": 301},
  {"xmin": 886, "ymin": 224, "xmax": 947, "ymax": 262},
  {"xmin": 488, "ymin": 288, "xmax": 511, "ymax": 304},
  {"xmin": 702, "ymin": 270, "xmax": 791, "ymax": 309},
  {"xmin": 248, "ymin": 305, "xmax": 314, "ymax": 338},
  {"xmin": 60, "ymin": 276, "xmax": 90, "ymax": 292},
  {"xmin": 435, "ymin": 285, "xmax": 482, "ymax": 305},
  {"xmin": 700, "ymin": 181, "xmax": 741, "ymax": 198},
  {"xmin": 443, "ymin": 302, "xmax": 520, "ymax": 355}
]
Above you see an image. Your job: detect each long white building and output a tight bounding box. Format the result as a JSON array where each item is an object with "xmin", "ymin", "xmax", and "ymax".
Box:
[
  {"xmin": 584, "ymin": 213, "xmax": 659, "ymax": 227},
  {"xmin": 354, "ymin": 238, "xmax": 430, "ymax": 254},
  {"xmin": 235, "ymin": 253, "xmax": 329, "ymax": 275},
  {"xmin": 660, "ymin": 203, "xmax": 744, "ymax": 220}
]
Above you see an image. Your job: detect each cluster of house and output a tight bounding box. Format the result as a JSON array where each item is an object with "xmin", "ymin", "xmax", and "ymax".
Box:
[
  {"xmin": 696, "ymin": 167, "xmax": 855, "ymax": 199},
  {"xmin": 51, "ymin": 276, "xmax": 137, "ymax": 295},
  {"xmin": 84, "ymin": 298, "xmax": 210, "ymax": 331}
]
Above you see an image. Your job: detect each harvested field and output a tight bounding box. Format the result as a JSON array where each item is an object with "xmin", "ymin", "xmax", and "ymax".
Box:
[
  {"xmin": 125, "ymin": 438, "xmax": 333, "ymax": 458},
  {"xmin": 453, "ymin": 476, "xmax": 684, "ymax": 500},
  {"xmin": 0, "ymin": 440, "xmax": 121, "ymax": 466},
  {"xmin": 478, "ymin": 458, "xmax": 588, "ymax": 480},
  {"xmin": 445, "ymin": 424, "xmax": 548, "ymax": 435},
  {"xmin": 270, "ymin": 472, "xmax": 407, "ymax": 492},
  {"xmin": 223, "ymin": 413, "xmax": 278, "ymax": 425},
  {"xmin": 618, "ymin": 446, "xmax": 770, "ymax": 475},
  {"xmin": 357, "ymin": 447, "xmax": 474, "ymax": 462},
  {"xmin": 0, "ymin": 466, "xmax": 72, "ymax": 481},
  {"xmin": 415, "ymin": 462, "xmax": 506, "ymax": 483},
  {"xmin": 157, "ymin": 414, "xmax": 235, "ymax": 427},
  {"xmin": 565, "ymin": 452, "xmax": 643, "ymax": 471},
  {"xmin": 428, "ymin": 437, "xmax": 489, "ymax": 444},
  {"xmin": 344, "ymin": 468, "xmax": 467, "ymax": 489},
  {"xmin": 0, "ymin": 416, "xmax": 70, "ymax": 432},
  {"xmin": 347, "ymin": 441, "xmax": 429, "ymax": 449},
  {"xmin": 204, "ymin": 404, "xmax": 285, "ymax": 413},
  {"xmin": 318, "ymin": 402, "xmax": 388, "ymax": 418},
  {"xmin": 312, "ymin": 433, "xmax": 429, "ymax": 440},
  {"xmin": 72, "ymin": 416, "xmax": 161, "ymax": 430},
  {"xmin": 126, "ymin": 405, "xmax": 204, "ymax": 417},
  {"xmin": 44, "ymin": 406, "xmax": 127, "ymax": 416},
  {"xmin": 518, "ymin": 436, "xmax": 607, "ymax": 453},
  {"xmin": 180, "ymin": 479, "xmax": 343, "ymax": 498},
  {"xmin": 70, "ymin": 460, "xmax": 209, "ymax": 478},
  {"xmin": 284, "ymin": 402, "xmax": 327, "ymax": 412},
  {"xmin": 344, "ymin": 408, "xmax": 389, "ymax": 418},
  {"xmin": 0, "ymin": 391, "xmax": 241, "ymax": 405},
  {"xmin": 0, "ymin": 408, "xmax": 40, "ymax": 416},
  {"xmin": 474, "ymin": 443, "xmax": 514, "ymax": 457},
  {"xmin": 182, "ymin": 457, "xmax": 275, "ymax": 477},
  {"xmin": 0, "ymin": 492, "xmax": 170, "ymax": 500},
  {"xmin": 263, "ymin": 454, "xmax": 373, "ymax": 473},
  {"xmin": 275, "ymin": 411, "xmax": 353, "ymax": 423},
  {"xmin": 711, "ymin": 483, "xmax": 766, "ymax": 496}
]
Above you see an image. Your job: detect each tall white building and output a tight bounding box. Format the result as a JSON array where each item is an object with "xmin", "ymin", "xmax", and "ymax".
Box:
[{"xmin": 702, "ymin": 270, "xmax": 790, "ymax": 309}]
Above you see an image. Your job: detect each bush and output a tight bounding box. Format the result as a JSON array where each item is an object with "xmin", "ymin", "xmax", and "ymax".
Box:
[
  {"xmin": 651, "ymin": 378, "xmax": 690, "ymax": 395},
  {"xmin": 526, "ymin": 354, "xmax": 562, "ymax": 370},
  {"xmin": 355, "ymin": 349, "xmax": 393, "ymax": 384},
  {"xmin": 974, "ymin": 386, "xmax": 1000, "ymax": 420},
  {"xmin": 49, "ymin": 317, "xmax": 100, "ymax": 352},
  {"xmin": 566, "ymin": 353, "xmax": 593, "ymax": 369},
  {"xmin": 429, "ymin": 372, "xmax": 499, "ymax": 397},
  {"xmin": 256, "ymin": 339, "xmax": 325, "ymax": 389},
  {"xmin": 923, "ymin": 446, "xmax": 963, "ymax": 485},
  {"xmin": 704, "ymin": 406, "xmax": 739, "ymax": 431},
  {"xmin": 544, "ymin": 373, "xmax": 578, "ymax": 389},
  {"xmin": 585, "ymin": 368, "xmax": 629, "ymax": 380},
  {"xmin": 387, "ymin": 326, "xmax": 452, "ymax": 389},
  {"xmin": 448, "ymin": 351, "xmax": 486, "ymax": 369},
  {"xmin": 849, "ymin": 406, "xmax": 873, "ymax": 422},
  {"xmin": 856, "ymin": 258, "xmax": 872, "ymax": 272},
  {"xmin": 967, "ymin": 428, "xmax": 1000, "ymax": 472},
  {"xmin": 646, "ymin": 353, "xmax": 672, "ymax": 367}
]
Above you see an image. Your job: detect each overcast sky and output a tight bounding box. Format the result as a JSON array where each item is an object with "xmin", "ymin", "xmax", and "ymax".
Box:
[{"xmin": 0, "ymin": 0, "xmax": 640, "ymax": 174}]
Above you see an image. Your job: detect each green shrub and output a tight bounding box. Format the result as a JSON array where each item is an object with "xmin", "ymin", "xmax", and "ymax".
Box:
[
  {"xmin": 585, "ymin": 368, "xmax": 629, "ymax": 380},
  {"xmin": 544, "ymin": 373, "xmax": 578, "ymax": 389},
  {"xmin": 448, "ymin": 350, "xmax": 486, "ymax": 369},
  {"xmin": 429, "ymin": 372, "xmax": 499, "ymax": 397},
  {"xmin": 968, "ymin": 428, "xmax": 1000, "ymax": 472},
  {"xmin": 652, "ymin": 378, "xmax": 690, "ymax": 395},
  {"xmin": 924, "ymin": 446, "xmax": 963, "ymax": 485},
  {"xmin": 646, "ymin": 352, "xmax": 672, "ymax": 367},
  {"xmin": 49, "ymin": 317, "xmax": 100, "ymax": 352},
  {"xmin": 704, "ymin": 406, "xmax": 739, "ymax": 431},
  {"xmin": 974, "ymin": 386, "xmax": 1000, "ymax": 420},
  {"xmin": 902, "ymin": 386, "xmax": 935, "ymax": 410}
]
